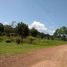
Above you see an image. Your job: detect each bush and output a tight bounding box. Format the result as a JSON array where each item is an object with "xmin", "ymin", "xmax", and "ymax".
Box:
[
  {"xmin": 5, "ymin": 39, "xmax": 12, "ymax": 43},
  {"xmin": 16, "ymin": 38, "xmax": 22, "ymax": 44},
  {"xmin": 27, "ymin": 36, "xmax": 35, "ymax": 44}
]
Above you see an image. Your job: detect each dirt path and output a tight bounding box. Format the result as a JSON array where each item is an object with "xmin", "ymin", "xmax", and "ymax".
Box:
[{"xmin": 0, "ymin": 45, "xmax": 67, "ymax": 67}]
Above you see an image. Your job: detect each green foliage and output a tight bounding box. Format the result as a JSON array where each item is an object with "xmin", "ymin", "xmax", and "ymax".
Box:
[
  {"xmin": 16, "ymin": 22, "xmax": 29, "ymax": 38},
  {"xmin": 0, "ymin": 22, "xmax": 67, "ymax": 55},
  {"xmin": 30, "ymin": 28, "xmax": 38, "ymax": 37},
  {"xmin": 39, "ymin": 32, "xmax": 45, "ymax": 39},
  {"xmin": 54, "ymin": 26, "xmax": 67, "ymax": 41},
  {"xmin": 16, "ymin": 38, "xmax": 22, "ymax": 44},
  {"xmin": 0, "ymin": 23, "xmax": 4, "ymax": 35},
  {"xmin": 0, "ymin": 37, "xmax": 3, "ymax": 42},
  {"xmin": 27, "ymin": 36, "xmax": 35, "ymax": 44},
  {"xmin": 4, "ymin": 25, "xmax": 14, "ymax": 37},
  {"xmin": 5, "ymin": 39, "xmax": 12, "ymax": 43},
  {"xmin": 0, "ymin": 39, "xmax": 67, "ymax": 55}
]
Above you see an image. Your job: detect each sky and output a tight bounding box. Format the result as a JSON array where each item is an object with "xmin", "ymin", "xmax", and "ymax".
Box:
[{"xmin": 0, "ymin": 0, "xmax": 67, "ymax": 34}]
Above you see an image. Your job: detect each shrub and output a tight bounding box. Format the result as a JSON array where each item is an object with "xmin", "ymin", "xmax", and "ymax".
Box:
[
  {"xmin": 27, "ymin": 36, "xmax": 35, "ymax": 44},
  {"xmin": 5, "ymin": 39, "xmax": 12, "ymax": 43},
  {"xmin": 16, "ymin": 38, "xmax": 22, "ymax": 44}
]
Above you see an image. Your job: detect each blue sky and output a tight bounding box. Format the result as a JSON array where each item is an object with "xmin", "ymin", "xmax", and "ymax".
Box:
[{"xmin": 0, "ymin": 0, "xmax": 67, "ymax": 34}]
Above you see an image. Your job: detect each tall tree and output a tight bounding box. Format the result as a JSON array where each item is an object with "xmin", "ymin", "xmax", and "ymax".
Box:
[
  {"xmin": 16, "ymin": 22, "xmax": 29, "ymax": 38},
  {"xmin": 54, "ymin": 26, "xmax": 67, "ymax": 40},
  {"xmin": 4, "ymin": 25, "xmax": 14, "ymax": 36},
  {"xmin": 0, "ymin": 23, "xmax": 4, "ymax": 35},
  {"xmin": 30, "ymin": 28, "xmax": 38, "ymax": 37}
]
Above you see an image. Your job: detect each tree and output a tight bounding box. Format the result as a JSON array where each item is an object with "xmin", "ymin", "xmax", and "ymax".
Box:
[
  {"xmin": 54, "ymin": 26, "xmax": 67, "ymax": 41},
  {"xmin": 30, "ymin": 28, "xmax": 38, "ymax": 37},
  {"xmin": 16, "ymin": 22, "xmax": 29, "ymax": 38},
  {"xmin": 0, "ymin": 23, "xmax": 4, "ymax": 35},
  {"xmin": 38, "ymin": 32, "xmax": 45, "ymax": 39},
  {"xmin": 4, "ymin": 25, "xmax": 14, "ymax": 36},
  {"xmin": 54, "ymin": 29, "xmax": 60, "ymax": 38}
]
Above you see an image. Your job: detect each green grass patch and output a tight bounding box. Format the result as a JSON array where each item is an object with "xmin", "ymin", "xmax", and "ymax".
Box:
[{"xmin": 0, "ymin": 39, "xmax": 67, "ymax": 55}]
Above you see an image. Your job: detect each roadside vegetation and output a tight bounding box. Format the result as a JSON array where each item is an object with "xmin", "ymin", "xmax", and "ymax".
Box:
[{"xmin": 0, "ymin": 22, "xmax": 67, "ymax": 55}]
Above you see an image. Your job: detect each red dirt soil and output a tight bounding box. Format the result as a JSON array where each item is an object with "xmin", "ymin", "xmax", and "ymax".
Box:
[{"xmin": 0, "ymin": 45, "xmax": 67, "ymax": 67}]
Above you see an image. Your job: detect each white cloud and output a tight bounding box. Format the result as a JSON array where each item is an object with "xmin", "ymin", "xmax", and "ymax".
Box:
[
  {"xmin": 1, "ymin": 22, "xmax": 9, "ymax": 25},
  {"xmin": 29, "ymin": 21, "xmax": 47, "ymax": 33},
  {"xmin": 52, "ymin": 30, "xmax": 55, "ymax": 34},
  {"xmin": 29, "ymin": 21, "xmax": 55, "ymax": 35},
  {"xmin": 48, "ymin": 30, "xmax": 55, "ymax": 35},
  {"xmin": 0, "ymin": 21, "xmax": 55, "ymax": 35}
]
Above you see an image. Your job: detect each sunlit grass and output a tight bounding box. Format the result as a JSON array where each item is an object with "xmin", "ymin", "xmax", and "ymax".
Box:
[{"xmin": 0, "ymin": 39, "xmax": 67, "ymax": 55}]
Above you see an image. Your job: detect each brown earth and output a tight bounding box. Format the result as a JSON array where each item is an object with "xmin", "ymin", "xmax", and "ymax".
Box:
[{"xmin": 0, "ymin": 45, "xmax": 67, "ymax": 67}]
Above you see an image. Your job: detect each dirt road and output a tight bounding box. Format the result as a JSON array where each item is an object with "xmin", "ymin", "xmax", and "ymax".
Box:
[{"xmin": 0, "ymin": 45, "xmax": 67, "ymax": 67}]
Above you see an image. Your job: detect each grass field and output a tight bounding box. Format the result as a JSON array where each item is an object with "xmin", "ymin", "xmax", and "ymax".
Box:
[{"xmin": 0, "ymin": 39, "xmax": 67, "ymax": 55}]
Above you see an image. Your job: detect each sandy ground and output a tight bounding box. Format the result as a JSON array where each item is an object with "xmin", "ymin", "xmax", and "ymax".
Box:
[{"xmin": 0, "ymin": 45, "xmax": 67, "ymax": 67}]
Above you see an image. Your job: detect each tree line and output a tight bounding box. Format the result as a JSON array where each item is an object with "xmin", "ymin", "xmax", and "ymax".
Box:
[
  {"xmin": 0, "ymin": 22, "xmax": 50, "ymax": 39},
  {"xmin": 0, "ymin": 22, "xmax": 67, "ymax": 41}
]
